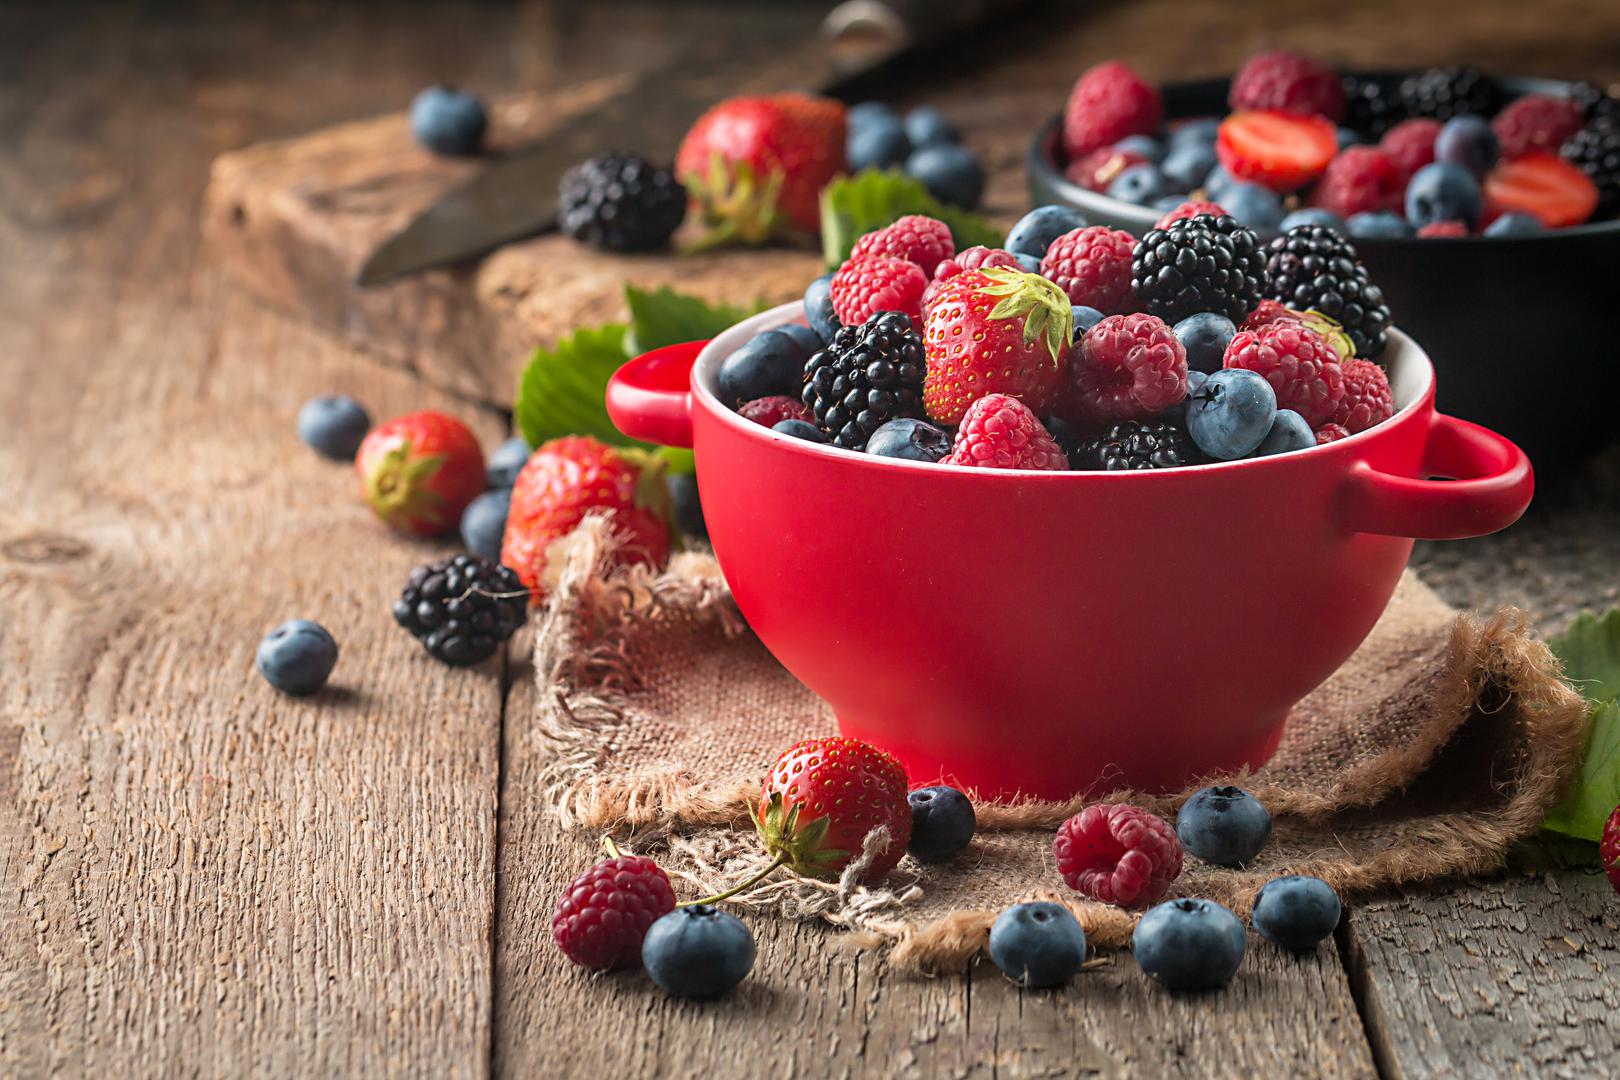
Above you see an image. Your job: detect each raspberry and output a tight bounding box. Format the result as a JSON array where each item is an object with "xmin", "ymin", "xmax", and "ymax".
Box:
[
  {"xmin": 1054, "ymin": 804, "xmax": 1183, "ymax": 909},
  {"xmin": 1154, "ymin": 199, "xmax": 1229, "ymax": 229},
  {"xmin": 1601, "ymin": 805, "xmax": 1620, "ymax": 897},
  {"xmin": 1331, "ymin": 358, "xmax": 1395, "ymax": 433},
  {"xmin": 850, "ymin": 215, "xmax": 955, "ymax": 272},
  {"xmin": 830, "ymin": 254, "xmax": 928, "ymax": 329},
  {"xmin": 933, "ymin": 246, "xmax": 1022, "ymax": 281},
  {"xmin": 1379, "ymin": 119, "xmax": 1441, "ymax": 183},
  {"xmin": 1228, "ymin": 50, "xmax": 1345, "ymax": 122},
  {"xmin": 1311, "ymin": 147, "xmax": 1403, "ymax": 218},
  {"xmin": 552, "ymin": 855, "xmax": 677, "ymax": 970},
  {"xmin": 1063, "ymin": 60, "xmax": 1163, "ymax": 158},
  {"xmin": 1069, "ymin": 313, "xmax": 1189, "ymax": 426},
  {"xmin": 1240, "ymin": 298, "xmax": 1301, "ymax": 332},
  {"xmin": 945, "ymin": 394, "xmax": 1069, "ymax": 471},
  {"xmin": 1493, "ymin": 94, "xmax": 1584, "ymax": 159},
  {"xmin": 737, "ymin": 395, "xmax": 811, "ymax": 428},
  {"xmin": 1064, "ymin": 145, "xmax": 1148, "ymax": 191},
  {"xmin": 1315, "ymin": 422, "xmax": 1351, "ymax": 444},
  {"xmin": 1417, "ymin": 220, "xmax": 1468, "ymax": 237},
  {"xmin": 1224, "ymin": 322, "xmax": 1347, "ymax": 429},
  {"xmin": 1040, "ymin": 226, "xmax": 1137, "ymax": 314}
]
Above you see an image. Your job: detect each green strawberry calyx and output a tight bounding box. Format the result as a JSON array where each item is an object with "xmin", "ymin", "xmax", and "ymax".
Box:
[
  {"xmin": 1293, "ymin": 309, "xmax": 1357, "ymax": 362},
  {"xmin": 615, "ymin": 446, "xmax": 682, "ymax": 553},
  {"xmin": 753, "ymin": 791, "xmax": 847, "ymax": 879},
  {"xmin": 977, "ymin": 267, "xmax": 1074, "ymax": 366},
  {"xmin": 681, "ymin": 153, "xmax": 794, "ymax": 252},
  {"xmin": 362, "ymin": 440, "xmax": 447, "ymax": 529}
]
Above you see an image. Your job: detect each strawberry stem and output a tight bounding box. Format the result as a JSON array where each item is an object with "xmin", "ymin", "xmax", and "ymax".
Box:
[
  {"xmin": 679, "ymin": 851, "xmax": 788, "ymax": 907},
  {"xmin": 601, "ymin": 836, "xmax": 623, "ymax": 859}
]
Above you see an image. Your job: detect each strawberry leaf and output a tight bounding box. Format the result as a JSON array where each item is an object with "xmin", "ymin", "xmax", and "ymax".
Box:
[
  {"xmin": 1550, "ymin": 609, "xmax": 1620, "ymax": 702},
  {"xmin": 819, "ymin": 168, "xmax": 1002, "ymax": 268},
  {"xmin": 1540, "ymin": 609, "xmax": 1620, "ymax": 842},
  {"xmin": 623, "ymin": 285, "xmax": 767, "ymax": 356},
  {"xmin": 513, "ymin": 322, "xmax": 639, "ymax": 451}
]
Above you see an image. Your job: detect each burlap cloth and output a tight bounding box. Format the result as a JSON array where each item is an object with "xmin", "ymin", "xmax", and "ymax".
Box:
[{"xmin": 530, "ymin": 518, "xmax": 1591, "ymax": 973}]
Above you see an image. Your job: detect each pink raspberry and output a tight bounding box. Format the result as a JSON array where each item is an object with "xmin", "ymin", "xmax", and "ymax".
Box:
[
  {"xmin": 1224, "ymin": 322, "xmax": 1346, "ymax": 428},
  {"xmin": 1228, "ymin": 50, "xmax": 1345, "ymax": 122},
  {"xmin": 1379, "ymin": 119, "xmax": 1441, "ymax": 183},
  {"xmin": 1154, "ymin": 199, "xmax": 1229, "ymax": 229},
  {"xmin": 738, "ymin": 395, "xmax": 811, "ymax": 428},
  {"xmin": 1240, "ymin": 298, "xmax": 1303, "ymax": 333},
  {"xmin": 552, "ymin": 855, "xmax": 676, "ymax": 970},
  {"xmin": 830, "ymin": 254, "xmax": 928, "ymax": 329},
  {"xmin": 945, "ymin": 394, "xmax": 1069, "ymax": 471},
  {"xmin": 1040, "ymin": 226, "xmax": 1137, "ymax": 314},
  {"xmin": 1054, "ymin": 804, "xmax": 1183, "ymax": 910},
  {"xmin": 850, "ymin": 215, "xmax": 955, "ymax": 272},
  {"xmin": 1064, "ymin": 145, "xmax": 1149, "ymax": 191},
  {"xmin": 1315, "ymin": 422, "xmax": 1351, "ymax": 445},
  {"xmin": 1068, "ymin": 313, "xmax": 1188, "ymax": 426},
  {"xmin": 1417, "ymin": 220, "xmax": 1469, "ymax": 238},
  {"xmin": 1063, "ymin": 60, "xmax": 1163, "ymax": 158},
  {"xmin": 1330, "ymin": 358, "xmax": 1395, "ymax": 433},
  {"xmin": 1493, "ymin": 94, "xmax": 1584, "ymax": 160},
  {"xmin": 1311, "ymin": 146, "xmax": 1402, "ymax": 218}
]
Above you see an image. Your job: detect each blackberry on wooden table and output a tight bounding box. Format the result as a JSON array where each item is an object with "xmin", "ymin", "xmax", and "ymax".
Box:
[
  {"xmin": 801, "ymin": 311, "xmax": 926, "ymax": 450},
  {"xmin": 394, "ymin": 554, "xmax": 527, "ymax": 666},
  {"xmin": 558, "ymin": 152, "xmax": 686, "ymax": 252}
]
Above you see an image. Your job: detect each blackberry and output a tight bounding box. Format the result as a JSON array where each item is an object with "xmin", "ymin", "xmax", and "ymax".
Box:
[
  {"xmin": 1398, "ymin": 65, "xmax": 1503, "ymax": 122},
  {"xmin": 1263, "ymin": 225, "xmax": 1392, "ymax": 360},
  {"xmin": 801, "ymin": 311, "xmax": 926, "ymax": 450},
  {"xmin": 1571, "ymin": 81, "xmax": 1619, "ymax": 123},
  {"xmin": 1562, "ymin": 117, "xmax": 1620, "ymax": 218},
  {"xmin": 1341, "ymin": 75, "xmax": 1403, "ymax": 140},
  {"xmin": 1131, "ymin": 214, "xmax": 1267, "ymax": 325},
  {"xmin": 394, "ymin": 554, "xmax": 527, "ymax": 666},
  {"xmin": 1084, "ymin": 420, "xmax": 1200, "ymax": 471},
  {"xmin": 558, "ymin": 152, "xmax": 686, "ymax": 252}
]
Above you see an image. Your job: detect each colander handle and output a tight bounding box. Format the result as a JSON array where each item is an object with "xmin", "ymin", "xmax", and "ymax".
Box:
[
  {"xmin": 1340, "ymin": 412, "xmax": 1533, "ymax": 540},
  {"xmin": 606, "ymin": 341, "xmax": 705, "ymax": 449}
]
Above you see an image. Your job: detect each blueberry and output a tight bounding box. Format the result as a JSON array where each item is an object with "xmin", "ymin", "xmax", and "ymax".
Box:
[
  {"xmin": 906, "ymin": 785, "xmax": 976, "ymax": 861},
  {"xmin": 641, "ymin": 905, "xmax": 756, "ymax": 999},
  {"xmin": 718, "ymin": 329, "xmax": 811, "ymax": 404},
  {"xmin": 1107, "ymin": 163, "xmax": 1167, "ymax": 205},
  {"xmin": 1202, "ymin": 163, "xmax": 1240, "ymax": 198},
  {"xmin": 1335, "ymin": 127, "xmax": 1362, "ymax": 150},
  {"xmin": 256, "ymin": 620, "xmax": 338, "ymax": 696},
  {"xmin": 1185, "ymin": 368, "xmax": 1277, "ymax": 460},
  {"xmin": 1071, "ymin": 305, "xmax": 1106, "ymax": 340},
  {"xmin": 410, "ymin": 86, "xmax": 487, "ymax": 157},
  {"xmin": 1012, "ymin": 252, "xmax": 1042, "ymax": 274},
  {"xmin": 297, "ymin": 395, "xmax": 370, "ymax": 461},
  {"xmin": 848, "ymin": 101, "xmax": 900, "ymax": 133},
  {"xmin": 1279, "ymin": 208, "xmax": 1346, "ymax": 234},
  {"xmin": 1252, "ymin": 876, "xmax": 1342, "ymax": 951},
  {"xmin": 904, "ymin": 106, "xmax": 959, "ymax": 149},
  {"xmin": 1172, "ymin": 312, "xmax": 1236, "ymax": 374},
  {"xmin": 1162, "ymin": 368, "xmax": 1207, "ymax": 424},
  {"xmin": 1346, "ymin": 211, "xmax": 1415, "ymax": 240},
  {"xmin": 1175, "ymin": 785, "xmax": 1274, "ymax": 867},
  {"xmin": 485, "ymin": 436, "xmax": 531, "ymax": 488},
  {"xmin": 459, "ymin": 488, "xmax": 511, "ymax": 560},
  {"xmin": 1114, "ymin": 134, "xmax": 1166, "ymax": 164},
  {"xmin": 803, "ymin": 274, "xmax": 840, "ymax": 343},
  {"xmin": 1043, "ymin": 414, "xmax": 1085, "ymax": 460},
  {"xmin": 1484, "ymin": 212, "xmax": 1542, "ymax": 237},
  {"xmin": 777, "ymin": 322, "xmax": 824, "ymax": 359},
  {"xmin": 1153, "ymin": 193, "xmax": 1191, "ymax": 212},
  {"xmin": 772, "ymin": 419, "xmax": 827, "ymax": 443},
  {"xmin": 669, "ymin": 472, "xmax": 706, "ymax": 539},
  {"xmin": 865, "ymin": 417, "xmax": 951, "ymax": 462},
  {"xmin": 988, "ymin": 902, "xmax": 1087, "ymax": 988},
  {"xmin": 1133, "ymin": 898, "xmax": 1246, "ymax": 991},
  {"xmin": 1254, "ymin": 409, "xmax": 1315, "ymax": 457},
  {"xmin": 1434, "ymin": 114, "xmax": 1499, "ymax": 177},
  {"xmin": 1004, "ymin": 205, "xmax": 1088, "ymax": 260},
  {"xmin": 1405, "ymin": 162, "xmax": 1483, "ymax": 229},
  {"xmin": 1220, "ymin": 182, "xmax": 1285, "ymax": 235},
  {"xmin": 1169, "ymin": 118, "xmax": 1221, "ymax": 148},
  {"xmin": 1161, "ymin": 142, "xmax": 1217, "ymax": 191},
  {"xmin": 906, "ymin": 144, "xmax": 985, "ymax": 209},
  {"xmin": 849, "ymin": 117, "xmax": 910, "ymax": 171}
]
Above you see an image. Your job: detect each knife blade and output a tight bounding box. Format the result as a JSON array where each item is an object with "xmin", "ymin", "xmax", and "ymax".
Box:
[{"xmin": 357, "ymin": 0, "xmax": 1016, "ymax": 285}]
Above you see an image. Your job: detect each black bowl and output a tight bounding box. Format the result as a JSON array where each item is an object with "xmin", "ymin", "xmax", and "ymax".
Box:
[{"xmin": 1027, "ymin": 74, "xmax": 1620, "ymax": 472}]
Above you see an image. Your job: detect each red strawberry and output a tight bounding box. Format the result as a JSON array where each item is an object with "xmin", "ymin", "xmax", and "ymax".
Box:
[
  {"xmin": 756, "ymin": 736, "xmax": 911, "ymax": 881},
  {"xmin": 1417, "ymin": 220, "xmax": 1469, "ymax": 238},
  {"xmin": 355, "ymin": 411, "xmax": 485, "ymax": 537},
  {"xmin": 1063, "ymin": 61, "xmax": 1163, "ymax": 158},
  {"xmin": 945, "ymin": 394, "xmax": 1070, "ymax": 471},
  {"xmin": 501, "ymin": 436, "xmax": 672, "ymax": 597},
  {"xmin": 922, "ymin": 268, "xmax": 1074, "ymax": 425},
  {"xmin": 849, "ymin": 215, "xmax": 954, "ymax": 271},
  {"xmin": 830, "ymin": 254, "xmax": 928, "ymax": 329},
  {"xmin": 1601, "ymin": 804, "xmax": 1620, "ymax": 898},
  {"xmin": 1483, "ymin": 153, "xmax": 1600, "ymax": 228},
  {"xmin": 1217, "ymin": 110, "xmax": 1337, "ymax": 192},
  {"xmin": 676, "ymin": 93, "xmax": 846, "ymax": 243}
]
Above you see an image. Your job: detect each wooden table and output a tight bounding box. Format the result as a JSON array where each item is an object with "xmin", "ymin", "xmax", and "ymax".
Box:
[{"xmin": 2, "ymin": 3, "xmax": 1617, "ymax": 1076}]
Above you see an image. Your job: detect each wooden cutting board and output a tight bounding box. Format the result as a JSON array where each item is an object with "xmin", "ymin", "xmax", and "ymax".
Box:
[{"xmin": 201, "ymin": 82, "xmax": 1045, "ymax": 408}]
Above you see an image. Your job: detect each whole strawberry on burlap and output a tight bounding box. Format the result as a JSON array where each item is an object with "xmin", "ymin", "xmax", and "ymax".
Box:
[
  {"xmin": 923, "ymin": 267, "xmax": 1075, "ymax": 425},
  {"xmin": 355, "ymin": 410, "xmax": 485, "ymax": 537},
  {"xmin": 755, "ymin": 736, "xmax": 911, "ymax": 882},
  {"xmin": 501, "ymin": 435, "xmax": 673, "ymax": 598},
  {"xmin": 677, "ymin": 93, "xmax": 846, "ymax": 246}
]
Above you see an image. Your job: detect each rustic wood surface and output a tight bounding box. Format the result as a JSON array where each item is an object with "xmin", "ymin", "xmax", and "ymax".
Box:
[{"xmin": 3, "ymin": 2, "xmax": 1620, "ymax": 1078}]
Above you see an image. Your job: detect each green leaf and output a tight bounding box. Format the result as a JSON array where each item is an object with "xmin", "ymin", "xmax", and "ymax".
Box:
[
  {"xmin": 512, "ymin": 322, "xmax": 638, "ymax": 451},
  {"xmin": 819, "ymin": 168, "xmax": 1003, "ymax": 268},
  {"xmin": 1549, "ymin": 609, "xmax": 1620, "ymax": 702},
  {"xmin": 1541, "ymin": 701, "xmax": 1620, "ymax": 841},
  {"xmin": 623, "ymin": 285, "xmax": 766, "ymax": 356}
]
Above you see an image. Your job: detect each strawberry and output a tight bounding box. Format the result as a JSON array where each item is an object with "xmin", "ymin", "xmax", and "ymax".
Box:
[
  {"xmin": 500, "ymin": 435, "xmax": 673, "ymax": 597},
  {"xmin": 355, "ymin": 411, "xmax": 485, "ymax": 537},
  {"xmin": 1482, "ymin": 153, "xmax": 1600, "ymax": 228},
  {"xmin": 1601, "ymin": 804, "xmax": 1620, "ymax": 898},
  {"xmin": 756, "ymin": 736, "xmax": 911, "ymax": 881},
  {"xmin": 1217, "ymin": 110, "xmax": 1337, "ymax": 192},
  {"xmin": 676, "ymin": 93, "xmax": 846, "ymax": 245},
  {"xmin": 922, "ymin": 267, "xmax": 1074, "ymax": 425}
]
